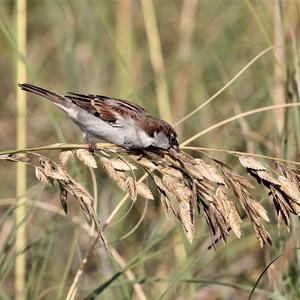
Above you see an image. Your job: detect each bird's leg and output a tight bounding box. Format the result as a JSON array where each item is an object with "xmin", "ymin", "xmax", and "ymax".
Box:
[
  {"xmin": 88, "ymin": 141, "xmax": 97, "ymax": 154},
  {"xmin": 83, "ymin": 132, "xmax": 97, "ymax": 153}
]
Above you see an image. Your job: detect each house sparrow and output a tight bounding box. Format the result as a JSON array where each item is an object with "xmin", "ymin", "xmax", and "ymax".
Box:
[{"xmin": 18, "ymin": 83, "xmax": 179, "ymax": 152}]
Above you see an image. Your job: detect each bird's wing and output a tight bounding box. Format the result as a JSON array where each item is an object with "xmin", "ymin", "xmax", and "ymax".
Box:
[{"xmin": 66, "ymin": 93, "xmax": 149, "ymax": 125}]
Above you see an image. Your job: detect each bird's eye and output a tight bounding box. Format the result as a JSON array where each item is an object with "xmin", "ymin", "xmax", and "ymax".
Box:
[{"xmin": 169, "ymin": 134, "xmax": 177, "ymax": 145}]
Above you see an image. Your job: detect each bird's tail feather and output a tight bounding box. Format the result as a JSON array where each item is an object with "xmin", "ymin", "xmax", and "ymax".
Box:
[{"xmin": 18, "ymin": 83, "xmax": 67, "ymax": 105}]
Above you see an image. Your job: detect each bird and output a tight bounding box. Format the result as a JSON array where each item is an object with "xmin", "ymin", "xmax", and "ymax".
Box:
[{"xmin": 19, "ymin": 83, "xmax": 179, "ymax": 152}]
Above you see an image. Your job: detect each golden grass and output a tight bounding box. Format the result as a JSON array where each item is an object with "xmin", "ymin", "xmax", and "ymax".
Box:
[
  {"xmin": 15, "ymin": 1, "xmax": 27, "ymax": 299},
  {"xmin": 1, "ymin": 1, "xmax": 300, "ymax": 299},
  {"xmin": 141, "ymin": 0, "xmax": 172, "ymax": 123},
  {"xmin": 2, "ymin": 142, "xmax": 300, "ymax": 249}
]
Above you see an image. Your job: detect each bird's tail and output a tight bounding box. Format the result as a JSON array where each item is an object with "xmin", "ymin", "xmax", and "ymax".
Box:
[{"xmin": 18, "ymin": 83, "xmax": 67, "ymax": 106}]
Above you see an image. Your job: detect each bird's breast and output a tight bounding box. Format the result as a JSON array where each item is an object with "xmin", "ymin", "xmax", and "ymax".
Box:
[{"xmin": 71, "ymin": 108, "xmax": 155, "ymax": 149}]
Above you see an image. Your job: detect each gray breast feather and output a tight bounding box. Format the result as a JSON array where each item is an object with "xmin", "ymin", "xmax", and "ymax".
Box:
[{"xmin": 62, "ymin": 104, "xmax": 154, "ymax": 149}]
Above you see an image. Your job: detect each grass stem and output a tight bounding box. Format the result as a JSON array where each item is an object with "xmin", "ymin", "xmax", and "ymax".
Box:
[{"xmin": 15, "ymin": 1, "xmax": 27, "ymax": 299}]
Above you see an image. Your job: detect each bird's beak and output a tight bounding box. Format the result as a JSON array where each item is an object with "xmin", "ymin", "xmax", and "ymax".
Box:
[{"xmin": 173, "ymin": 144, "xmax": 180, "ymax": 152}]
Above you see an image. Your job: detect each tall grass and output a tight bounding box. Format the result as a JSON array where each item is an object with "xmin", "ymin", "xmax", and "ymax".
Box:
[
  {"xmin": 15, "ymin": 1, "xmax": 27, "ymax": 299},
  {"xmin": 141, "ymin": 0, "xmax": 172, "ymax": 123},
  {"xmin": 0, "ymin": 1, "xmax": 300, "ymax": 299}
]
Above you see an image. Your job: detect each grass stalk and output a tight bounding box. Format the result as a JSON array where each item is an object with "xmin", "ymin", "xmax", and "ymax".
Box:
[
  {"xmin": 292, "ymin": 34, "xmax": 300, "ymax": 155},
  {"xmin": 115, "ymin": 0, "xmax": 133, "ymax": 97},
  {"xmin": 173, "ymin": 0, "xmax": 197, "ymax": 135},
  {"xmin": 57, "ymin": 230, "xmax": 78, "ymax": 300},
  {"xmin": 15, "ymin": 1, "xmax": 27, "ymax": 299},
  {"xmin": 244, "ymin": 0, "xmax": 273, "ymax": 46},
  {"xmin": 65, "ymin": 237, "xmax": 99, "ymax": 300},
  {"xmin": 273, "ymin": 0, "xmax": 286, "ymax": 134},
  {"xmin": 141, "ymin": 0, "xmax": 172, "ymax": 123},
  {"xmin": 174, "ymin": 46, "xmax": 277, "ymax": 127},
  {"xmin": 181, "ymin": 102, "xmax": 300, "ymax": 146},
  {"xmin": 110, "ymin": 248, "xmax": 147, "ymax": 300},
  {"xmin": 0, "ymin": 143, "xmax": 115, "ymax": 156}
]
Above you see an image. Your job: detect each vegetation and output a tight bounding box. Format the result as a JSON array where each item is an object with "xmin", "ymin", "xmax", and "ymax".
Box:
[{"xmin": 0, "ymin": 0, "xmax": 300, "ymax": 299}]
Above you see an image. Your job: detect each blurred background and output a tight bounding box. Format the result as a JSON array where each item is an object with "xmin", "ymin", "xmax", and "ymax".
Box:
[{"xmin": 0, "ymin": 0, "xmax": 300, "ymax": 299}]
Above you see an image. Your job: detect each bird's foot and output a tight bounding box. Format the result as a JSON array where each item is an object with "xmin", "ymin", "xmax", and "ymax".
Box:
[{"xmin": 88, "ymin": 141, "xmax": 97, "ymax": 154}]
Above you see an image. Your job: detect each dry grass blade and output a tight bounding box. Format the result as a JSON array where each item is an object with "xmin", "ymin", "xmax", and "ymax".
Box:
[{"xmin": 76, "ymin": 149, "xmax": 97, "ymax": 168}]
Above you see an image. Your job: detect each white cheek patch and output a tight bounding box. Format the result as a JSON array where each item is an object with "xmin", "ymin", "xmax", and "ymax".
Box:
[{"xmin": 138, "ymin": 130, "xmax": 154, "ymax": 147}]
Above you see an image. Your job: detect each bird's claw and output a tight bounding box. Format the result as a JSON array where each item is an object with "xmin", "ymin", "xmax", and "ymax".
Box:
[{"xmin": 88, "ymin": 142, "xmax": 97, "ymax": 154}]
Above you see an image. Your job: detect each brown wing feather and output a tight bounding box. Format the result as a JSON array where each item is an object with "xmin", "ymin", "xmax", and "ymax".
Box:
[
  {"xmin": 65, "ymin": 95, "xmax": 97, "ymax": 115},
  {"xmin": 66, "ymin": 93, "xmax": 148, "ymax": 124},
  {"xmin": 91, "ymin": 100, "xmax": 118, "ymax": 123}
]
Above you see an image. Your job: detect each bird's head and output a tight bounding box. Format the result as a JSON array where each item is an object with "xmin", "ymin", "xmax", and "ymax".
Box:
[{"xmin": 151, "ymin": 122, "xmax": 180, "ymax": 152}]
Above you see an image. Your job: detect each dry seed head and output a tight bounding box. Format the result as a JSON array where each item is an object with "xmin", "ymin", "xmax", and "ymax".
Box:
[
  {"xmin": 195, "ymin": 159, "xmax": 225, "ymax": 184},
  {"xmin": 250, "ymin": 169, "xmax": 280, "ymax": 186},
  {"xmin": 76, "ymin": 149, "xmax": 97, "ymax": 168},
  {"xmin": 162, "ymin": 175, "xmax": 192, "ymax": 202},
  {"xmin": 278, "ymin": 176, "xmax": 300, "ymax": 203},
  {"xmin": 126, "ymin": 177, "xmax": 137, "ymax": 201},
  {"xmin": 100, "ymin": 157, "xmax": 127, "ymax": 191},
  {"xmin": 130, "ymin": 154, "xmax": 157, "ymax": 170},
  {"xmin": 250, "ymin": 201, "xmax": 270, "ymax": 222},
  {"xmin": 42, "ymin": 160, "xmax": 68, "ymax": 181},
  {"xmin": 239, "ymin": 156, "xmax": 266, "ymax": 171},
  {"xmin": 271, "ymin": 186, "xmax": 292, "ymax": 229},
  {"xmin": 178, "ymin": 201, "xmax": 194, "ymax": 243},
  {"xmin": 1, "ymin": 152, "xmax": 107, "ymax": 249},
  {"xmin": 227, "ymin": 201, "xmax": 242, "ymax": 238},
  {"xmin": 59, "ymin": 184, "xmax": 68, "ymax": 214},
  {"xmin": 164, "ymin": 155, "xmax": 182, "ymax": 168},
  {"xmin": 110, "ymin": 158, "xmax": 136, "ymax": 171},
  {"xmin": 59, "ymin": 150, "xmax": 74, "ymax": 166},
  {"xmin": 153, "ymin": 175, "xmax": 165, "ymax": 191},
  {"xmin": 136, "ymin": 182, "xmax": 154, "ymax": 200},
  {"xmin": 213, "ymin": 187, "xmax": 242, "ymax": 238},
  {"xmin": 183, "ymin": 161, "xmax": 203, "ymax": 180},
  {"xmin": 5, "ymin": 143, "xmax": 300, "ymax": 248},
  {"xmin": 35, "ymin": 167, "xmax": 49, "ymax": 183},
  {"xmin": 68, "ymin": 182, "xmax": 94, "ymax": 205},
  {"xmin": 160, "ymin": 194, "xmax": 170, "ymax": 217},
  {"xmin": 158, "ymin": 165, "xmax": 183, "ymax": 179}
]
